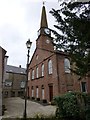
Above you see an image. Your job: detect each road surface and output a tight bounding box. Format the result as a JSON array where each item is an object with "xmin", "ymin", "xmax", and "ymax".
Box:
[{"xmin": 3, "ymin": 97, "xmax": 56, "ymax": 118}]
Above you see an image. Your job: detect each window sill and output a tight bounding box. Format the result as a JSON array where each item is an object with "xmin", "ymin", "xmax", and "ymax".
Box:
[{"xmin": 31, "ymin": 76, "xmax": 44, "ymax": 80}]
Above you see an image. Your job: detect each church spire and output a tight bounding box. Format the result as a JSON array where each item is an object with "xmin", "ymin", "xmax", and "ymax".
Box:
[
  {"xmin": 40, "ymin": 3, "xmax": 48, "ymax": 28},
  {"xmin": 37, "ymin": 3, "xmax": 50, "ymax": 37}
]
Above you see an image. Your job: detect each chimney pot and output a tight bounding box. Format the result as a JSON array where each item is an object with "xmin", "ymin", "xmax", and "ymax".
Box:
[{"xmin": 19, "ymin": 65, "xmax": 21, "ymax": 68}]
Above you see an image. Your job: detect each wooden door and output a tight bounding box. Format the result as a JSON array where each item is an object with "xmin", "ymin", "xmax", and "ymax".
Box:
[{"xmin": 49, "ymin": 86, "xmax": 53, "ymax": 101}]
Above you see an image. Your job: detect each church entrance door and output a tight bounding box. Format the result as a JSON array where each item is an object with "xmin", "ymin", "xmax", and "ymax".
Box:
[{"xmin": 49, "ymin": 85, "xmax": 53, "ymax": 102}]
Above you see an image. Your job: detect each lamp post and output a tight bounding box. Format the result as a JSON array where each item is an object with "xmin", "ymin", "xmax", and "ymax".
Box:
[{"xmin": 23, "ymin": 39, "xmax": 32, "ymax": 119}]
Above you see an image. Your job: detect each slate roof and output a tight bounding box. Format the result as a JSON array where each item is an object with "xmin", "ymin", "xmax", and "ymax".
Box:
[{"xmin": 6, "ymin": 65, "xmax": 26, "ymax": 74}]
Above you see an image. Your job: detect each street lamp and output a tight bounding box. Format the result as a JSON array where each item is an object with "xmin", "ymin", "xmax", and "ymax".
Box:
[{"xmin": 23, "ymin": 39, "xmax": 32, "ymax": 119}]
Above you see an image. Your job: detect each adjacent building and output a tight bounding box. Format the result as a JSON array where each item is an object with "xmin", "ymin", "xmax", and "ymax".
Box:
[
  {"xmin": 3, "ymin": 65, "xmax": 26, "ymax": 98},
  {"xmin": 0, "ymin": 46, "xmax": 7, "ymax": 116},
  {"xmin": 28, "ymin": 5, "xmax": 90, "ymax": 103}
]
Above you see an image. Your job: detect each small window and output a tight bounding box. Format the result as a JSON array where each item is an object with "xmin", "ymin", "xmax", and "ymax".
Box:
[
  {"xmin": 64, "ymin": 58, "xmax": 70, "ymax": 73},
  {"xmin": 5, "ymin": 80, "xmax": 12, "ymax": 87},
  {"xmin": 5, "ymin": 91, "xmax": 8, "ymax": 95},
  {"xmin": 48, "ymin": 60, "xmax": 52, "ymax": 74},
  {"xmin": 32, "ymin": 70, "xmax": 34, "ymax": 80},
  {"xmin": 36, "ymin": 67, "xmax": 39, "ymax": 78},
  {"xmin": 36, "ymin": 55, "xmax": 38, "ymax": 60},
  {"xmin": 28, "ymin": 71, "xmax": 30, "ymax": 81},
  {"xmin": 20, "ymin": 81, "xmax": 25, "ymax": 88},
  {"xmin": 5, "ymin": 91, "xmax": 8, "ymax": 96},
  {"xmin": 41, "ymin": 64, "xmax": 44, "ymax": 77},
  {"xmin": 41, "ymin": 85, "xmax": 44, "ymax": 99},
  {"xmin": 36, "ymin": 86, "xmax": 39, "ymax": 98},
  {"xmin": 31, "ymin": 86, "xmax": 34, "ymax": 97},
  {"xmin": 5, "ymin": 91, "xmax": 8, "ymax": 97},
  {"xmin": 81, "ymin": 82, "xmax": 87, "ymax": 92}
]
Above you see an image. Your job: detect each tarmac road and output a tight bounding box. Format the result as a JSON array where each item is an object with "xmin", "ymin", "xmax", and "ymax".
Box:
[{"xmin": 2, "ymin": 97, "xmax": 56, "ymax": 118}]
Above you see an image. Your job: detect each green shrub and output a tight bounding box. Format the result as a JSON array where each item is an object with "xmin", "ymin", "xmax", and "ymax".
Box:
[
  {"xmin": 54, "ymin": 92, "xmax": 87, "ymax": 120},
  {"xmin": 51, "ymin": 99, "xmax": 56, "ymax": 105},
  {"xmin": 85, "ymin": 93, "xmax": 90, "ymax": 120}
]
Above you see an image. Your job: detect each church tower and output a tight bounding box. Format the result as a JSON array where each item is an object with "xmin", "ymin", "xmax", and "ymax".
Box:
[{"xmin": 36, "ymin": 4, "xmax": 54, "ymax": 51}]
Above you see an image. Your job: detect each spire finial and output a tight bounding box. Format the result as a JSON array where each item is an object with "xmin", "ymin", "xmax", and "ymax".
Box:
[{"xmin": 43, "ymin": 1, "xmax": 46, "ymax": 6}]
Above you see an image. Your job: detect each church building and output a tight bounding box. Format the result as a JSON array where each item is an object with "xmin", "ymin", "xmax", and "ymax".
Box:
[{"xmin": 28, "ymin": 5, "xmax": 90, "ymax": 102}]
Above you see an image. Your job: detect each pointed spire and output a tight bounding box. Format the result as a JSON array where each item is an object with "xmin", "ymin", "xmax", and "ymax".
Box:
[{"xmin": 40, "ymin": 3, "xmax": 48, "ymax": 28}]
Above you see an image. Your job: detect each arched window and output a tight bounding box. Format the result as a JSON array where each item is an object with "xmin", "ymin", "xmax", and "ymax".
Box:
[
  {"xmin": 36, "ymin": 67, "xmax": 39, "ymax": 78},
  {"xmin": 64, "ymin": 58, "xmax": 70, "ymax": 73},
  {"xmin": 41, "ymin": 64, "xmax": 44, "ymax": 76},
  {"xmin": 81, "ymin": 82, "xmax": 87, "ymax": 92},
  {"xmin": 28, "ymin": 71, "xmax": 30, "ymax": 81},
  {"xmin": 32, "ymin": 69, "xmax": 34, "ymax": 79},
  {"xmin": 48, "ymin": 60, "xmax": 52, "ymax": 74}
]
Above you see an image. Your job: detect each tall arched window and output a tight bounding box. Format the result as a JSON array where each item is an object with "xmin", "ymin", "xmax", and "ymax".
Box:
[
  {"xmin": 64, "ymin": 58, "xmax": 70, "ymax": 73},
  {"xmin": 32, "ymin": 69, "xmax": 34, "ymax": 79},
  {"xmin": 41, "ymin": 64, "xmax": 44, "ymax": 76},
  {"xmin": 48, "ymin": 60, "xmax": 52, "ymax": 74},
  {"xmin": 28, "ymin": 71, "xmax": 30, "ymax": 81},
  {"xmin": 36, "ymin": 67, "xmax": 39, "ymax": 78}
]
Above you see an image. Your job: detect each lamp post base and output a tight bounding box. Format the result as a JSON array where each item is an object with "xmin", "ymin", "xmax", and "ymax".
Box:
[{"xmin": 23, "ymin": 110, "xmax": 27, "ymax": 119}]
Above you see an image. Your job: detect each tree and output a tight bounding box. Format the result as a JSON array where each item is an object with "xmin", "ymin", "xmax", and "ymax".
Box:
[{"xmin": 50, "ymin": 1, "xmax": 90, "ymax": 79}]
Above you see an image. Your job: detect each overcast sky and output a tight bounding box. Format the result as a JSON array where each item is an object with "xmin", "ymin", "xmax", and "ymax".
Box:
[{"xmin": 0, "ymin": 0, "xmax": 60, "ymax": 68}]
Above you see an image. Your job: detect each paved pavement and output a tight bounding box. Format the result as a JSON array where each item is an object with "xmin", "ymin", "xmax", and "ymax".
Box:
[{"xmin": 2, "ymin": 97, "xmax": 56, "ymax": 118}]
